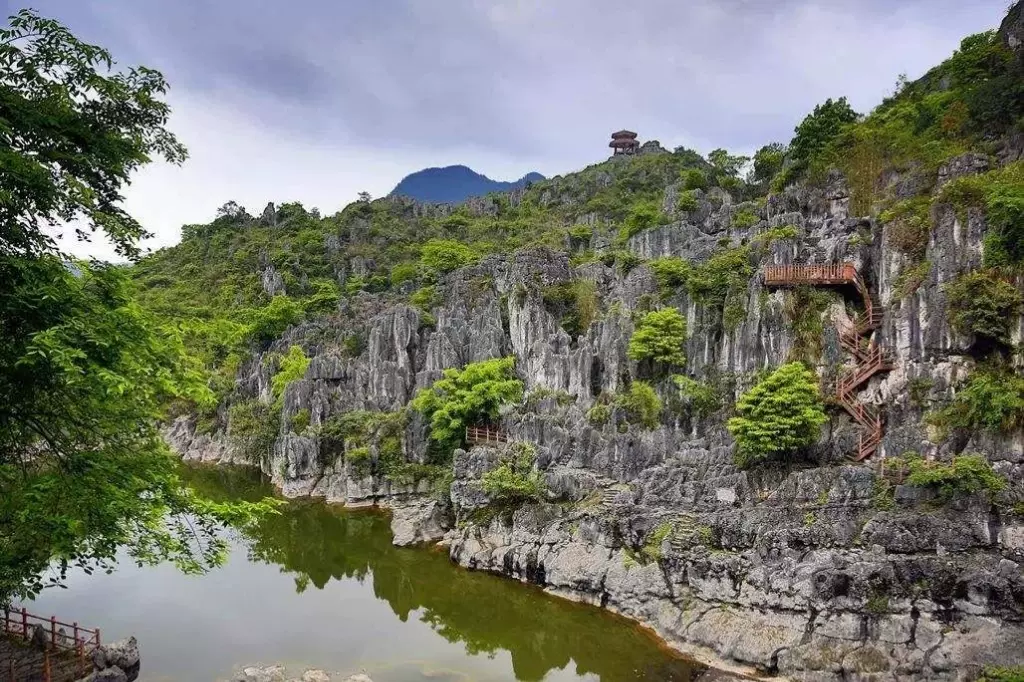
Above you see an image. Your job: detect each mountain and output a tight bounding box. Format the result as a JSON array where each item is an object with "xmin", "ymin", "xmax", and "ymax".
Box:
[
  {"xmin": 389, "ymin": 165, "xmax": 544, "ymax": 203},
  {"xmin": 136, "ymin": 4, "xmax": 1024, "ymax": 678}
]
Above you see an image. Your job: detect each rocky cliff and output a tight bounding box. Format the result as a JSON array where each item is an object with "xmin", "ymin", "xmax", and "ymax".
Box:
[
  {"xmin": 167, "ymin": 143, "xmax": 1024, "ymax": 678},
  {"xmin": 159, "ymin": 8, "xmax": 1024, "ymax": 679}
]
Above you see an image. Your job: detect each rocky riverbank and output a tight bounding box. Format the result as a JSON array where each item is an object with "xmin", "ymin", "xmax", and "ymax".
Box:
[{"xmin": 165, "ymin": 13, "xmax": 1024, "ymax": 674}]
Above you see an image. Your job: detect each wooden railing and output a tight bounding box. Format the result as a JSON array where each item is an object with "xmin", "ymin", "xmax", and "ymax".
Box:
[
  {"xmin": 763, "ymin": 263, "xmax": 859, "ymax": 286},
  {"xmin": 465, "ymin": 426, "xmax": 508, "ymax": 445},
  {"xmin": 763, "ymin": 261, "xmax": 892, "ymax": 462},
  {"xmin": 2, "ymin": 608, "xmax": 100, "ymax": 682}
]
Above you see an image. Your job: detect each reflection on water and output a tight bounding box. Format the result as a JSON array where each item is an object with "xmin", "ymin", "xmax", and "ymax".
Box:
[{"xmin": 29, "ymin": 465, "xmax": 702, "ymax": 681}]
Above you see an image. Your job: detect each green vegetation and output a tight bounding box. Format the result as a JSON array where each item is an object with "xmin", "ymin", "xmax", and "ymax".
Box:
[
  {"xmin": 676, "ymin": 190, "xmax": 699, "ymax": 212},
  {"xmin": 784, "ymin": 286, "xmax": 837, "ymax": 364},
  {"xmin": 420, "ymin": 239, "xmax": 480, "ymax": 275},
  {"xmin": 731, "ymin": 208, "xmax": 759, "ymax": 229},
  {"xmin": 620, "ymin": 200, "xmax": 668, "ymax": 241},
  {"xmin": 411, "ymin": 357, "xmax": 524, "ymax": 455},
  {"xmin": 271, "ymin": 345, "xmax": 311, "ymax": 407},
  {"xmin": 614, "ymin": 382, "xmax": 662, "ymax": 430},
  {"xmin": 228, "ymin": 400, "xmax": 279, "ymax": 464},
  {"xmin": 481, "ymin": 442, "xmax": 546, "ymax": 503},
  {"xmin": 751, "ymin": 143, "xmax": 787, "ymax": 184},
  {"xmin": 727, "ymin": 363, "xmax": 828, "ymax": 469},
  {"xmin": 945, "ymin": 271, "xmax": 1023, "ymax": 345},
  {"xmin": 670, "ymin": 375, "xmax": 722, "ymax": 421},
  {"xmin": 648, "ymin": 257, "xmax": 691, "ymax": 293},
  {"xmin": 881, "ymin": 196, "xmax": 932, "ymax": 259},
  {"xmin": 681, "ymin": 168, "xmax": 708, "ymax": 190},
  {"xmin": 0, "ymin": 9, "xmax": 274, "ymax": 602},
  {"xmin": 893, "ymin": 261, "xmax": 931, "ymax": 299},
  {"xmin": 981, "ymin": 667, "xmax": 1024, "ymax": 682},
  {"xmin": 543, "ymin": 279, "xmax": 600, "ymax": 338},
  {"xmin": 933, "ymin": 365, "xmax": 1024, "ymax": 435},
  {"xmin": 898, "ymin": 452, "xmax": 1006, "ymax": 500},
  {"xmin": 641, "ymin": 521, "xmax": 674, "ymax": 562},
  {"xmin": 938, "ymin": 162, "xmax": 1024, "ymax": 267},
  {"xmin": 787, "ymin": 97, "xmax": 859, "ymax": 180},
  {"xmin": 628, "ymin": 308, "xmax": 687, "ymax": 367}
]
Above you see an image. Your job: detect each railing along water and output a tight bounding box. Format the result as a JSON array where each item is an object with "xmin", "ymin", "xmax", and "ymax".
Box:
[{"xmin": 2, "ymin": 608, "xmax": 100, "ymax": 682}]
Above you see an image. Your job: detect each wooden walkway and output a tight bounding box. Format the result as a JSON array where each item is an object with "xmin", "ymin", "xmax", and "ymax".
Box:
[
  {"xmin": 764, "ymin": 262, "xmax": 892, "ymax": 461},
  {"xmin": 465, "ymin": 425, "xmax": 508, "ymax": 445}
]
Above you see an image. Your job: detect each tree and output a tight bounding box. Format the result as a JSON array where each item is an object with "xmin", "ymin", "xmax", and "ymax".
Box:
[
  {"xmin": 419, "ymin": 239, "xmax": 479, "ymax": 275},
  {"xmin": 628, "ymin": 308, "xmax": 687, "ymax": 367},
  {"xmin": 0, "ymin": 10, "xmax": 274, "ymax": 603},
  {"xmin": 727, "ymin": 362, "xmax": 828, "ymax": 468},
  {"xmin": 707, "ymin": 149, "xmax": 751, "ymax": 178},
  {"xmin": 788, "ymin": 97, "xmax": 859, "ymax": 172},
  {"xmin": 411, "ymin": 357, "xmax": 523, "ymax": 455},
  {"xmin": 751, "ymin": 143, "xmax": 788, "ymax": 184},
  {"xmin": 0, "ymin": 9, "xmax": 187, "ymax": 259},
  {"xmin": 0, "ymin": 258, "xmax": 273, "ymax": 602}
]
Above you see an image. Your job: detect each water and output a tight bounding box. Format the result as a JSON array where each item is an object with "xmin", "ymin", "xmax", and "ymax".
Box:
[{"xmin": 28, "ymin": 465, "xmax": 703, "ymax": 682}]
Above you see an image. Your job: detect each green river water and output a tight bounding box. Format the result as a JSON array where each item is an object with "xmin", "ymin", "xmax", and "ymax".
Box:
[{"xmin": 27, "ymin": 465, "xmax": 704, "ymax": 682}]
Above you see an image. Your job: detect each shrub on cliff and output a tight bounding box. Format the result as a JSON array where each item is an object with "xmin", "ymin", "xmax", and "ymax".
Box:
[
  {"xmin": 899, "ymin": 452, "xmax": 1006, "ymax": 500},
  {"xmin": 411, "ymin": 357, "xmax": 523, "ymax": 454},
  {"xmin": 615, "ymin": 381, "xmax": 663, "ymax": 430},
  {"xmin": 270, "ymin": 345, "xmax": 310, "ymax": 408},
  {"xmin": 933, "ymin": 365, "xmax": 1024, "ymax": 435},
  {"xmin": 628, "ymin": 308, "xmax": 687, "ymax": 367},
  {"xmin": 481, "ymin": 442, "xmax": 546, "ymax": 503},
  {"xmin": 727, "ymin": 362, "xmax": 828, "ymax": 468},
  {"xmin": 945, "ymin": 271, "xmax": 1023, "ymax": 346},
  {"xmin": 419, "ymin": 239, "xmax": 479, "ymax": 275}
]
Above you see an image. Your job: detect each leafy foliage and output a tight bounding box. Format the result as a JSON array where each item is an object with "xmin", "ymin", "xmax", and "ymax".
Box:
[
  {"xmin": 481, "ymin": 442, "xmax": 546, "ymax": 503},
  {"xmin": 727, "ymin": 363, "xmax": 828, "ymax": 468},
  {"xmin": 681, "ymin": 169, "xmax": 708, "ymax": 190},
  {"xmin": 0, "ymin": 257, "xmax": 274, "ymax": 601},
  {"xmin": 0, "ymin": 9, "xmax": 276, "ymax": 602},
  {"xmin": 751, "ymin": 143, "xmax": 787, "ymax": 184},
  {"xmin": 901, "ymin": 452, "xmax": 1006, "ymax": 500},
  {"xmin": 614, "ymin": 382, "xmax": 662, "ymax": 430},
  {"xmin": 881, "ymin": 197, "xmax": 932, "ymax": 259},
  {"xmin": 938, "ymin": 162, "xmax": 1024, "ymax": 267},
  {"xmin": 648, "ymin": 257, "xmax": 691, "ymax": 292},
  {"xmin": 628, "ymin": 308, "xmax": 687, "ymax": 367},
  {"xmin": 420, "ymin": 239, "xmax": 480, "ymax": 275},
  {"xmin": 228, "ymin": 400, "xmax": 279, "ymax": 465},
  {"xmin": 945, "ymin": 271, "xmax": 1023, "ymax": 345},
  {"xmin": 620, "ymin": 200, "xmax": 667, "ymax": 241},
  {"xmin": 788, "ymin": 97, "xmax": 859, "ymax": 176},
  {"xmin": 0, "ymin": 9, "xmax": 187, "ymax": 259},
  {"xmin": 270, "ymin": 345, "xmax": 310, "ymax": 407},
  {"xmin": 411, "ymin": 357, "xmax": 523, "ymax": 454},
  {"xmin": 670, "ymin": 375, "xmax": 722, "ymax": 421},
  {"xmin": 934, "ymin": 365, "xmax": 1024, "ymax": 434}
]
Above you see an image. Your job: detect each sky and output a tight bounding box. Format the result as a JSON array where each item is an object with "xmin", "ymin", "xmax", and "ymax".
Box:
[{"xmin": 4, "ymin": 0, "xmax": 1012, "ymax": 260}]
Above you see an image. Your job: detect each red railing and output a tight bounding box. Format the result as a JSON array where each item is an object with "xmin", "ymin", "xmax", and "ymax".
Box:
[
  {"xmin": 763, "ymin": 261, "xmax": 891, "ymax": 462},
  {"xmin": 2, "ymin": 608, "xmax": 100, "ymax": 682},
  {"xmin": 465, "ymin": 426, "xmax": 508, "ymax": 445},
  {"xmin": 763, "ymin": 263, "xmax": 859, "ymax": 286}
]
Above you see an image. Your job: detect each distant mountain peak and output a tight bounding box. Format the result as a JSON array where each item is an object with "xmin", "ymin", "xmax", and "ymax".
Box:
[{"xmin": 389, "ymin": 165, "xmax": 544, "ymax": 204}]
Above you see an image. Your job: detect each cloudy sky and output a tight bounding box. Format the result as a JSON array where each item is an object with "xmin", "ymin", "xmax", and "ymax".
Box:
[{"xmin": 5, "ymin": 0, "xmax": 1010, "ymax": 259}]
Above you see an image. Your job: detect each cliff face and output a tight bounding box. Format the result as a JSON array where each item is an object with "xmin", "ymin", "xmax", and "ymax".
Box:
[{"xmin": 166, "ymin": 143, "xmax": 1024, "ymax": 678}]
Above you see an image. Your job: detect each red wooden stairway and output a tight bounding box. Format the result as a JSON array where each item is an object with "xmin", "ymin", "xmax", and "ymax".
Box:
[{"xmin": 763, "ymin": 263, "xmax": 892, "ymax": 461}]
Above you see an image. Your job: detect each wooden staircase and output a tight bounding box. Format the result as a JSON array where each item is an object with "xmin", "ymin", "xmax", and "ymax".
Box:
[{"xmin": 763, "ymin": 263, "xmax": 892, "ymax": 462}]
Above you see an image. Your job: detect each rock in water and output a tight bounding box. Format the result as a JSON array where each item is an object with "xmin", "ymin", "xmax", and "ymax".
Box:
[
  {"xmin": 235, "ymin": 665, "xmax": 286, "ymax": 682},
  {"xmin": 300, "ymin": 671, "xmax": 332, "ymax": 682}
]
